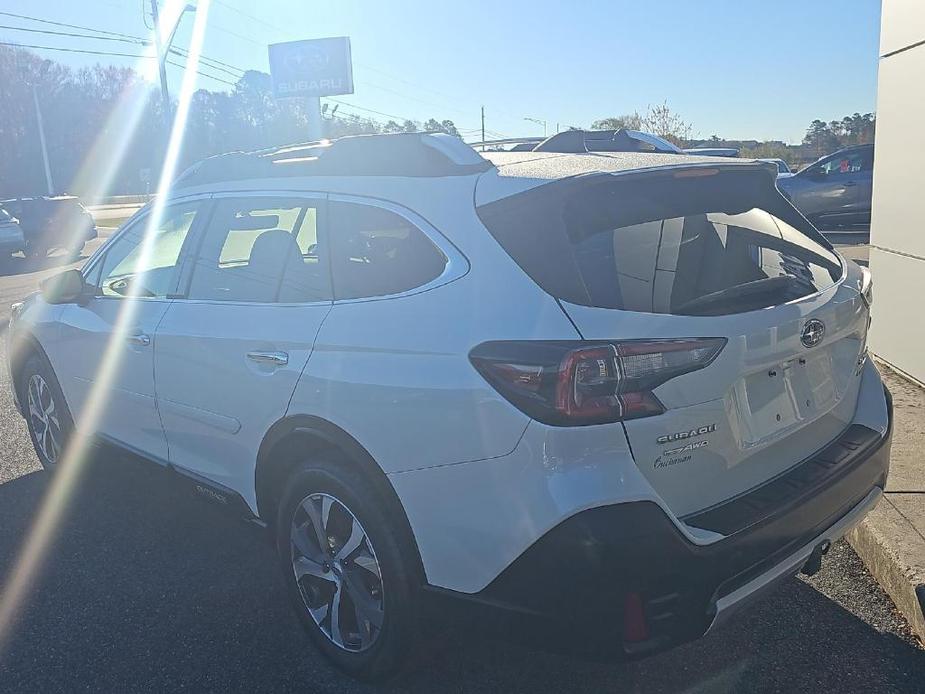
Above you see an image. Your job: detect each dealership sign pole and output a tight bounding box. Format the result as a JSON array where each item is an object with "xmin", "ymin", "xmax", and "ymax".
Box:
[{"xmin": 268, "ymin": 37, "xmax": 355, "ymax": 141}]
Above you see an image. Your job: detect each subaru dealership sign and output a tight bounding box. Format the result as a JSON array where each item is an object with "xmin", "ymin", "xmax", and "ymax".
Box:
[{"xmin": 268, "ymin": 37, "xmax": 354, "ymax": 98}]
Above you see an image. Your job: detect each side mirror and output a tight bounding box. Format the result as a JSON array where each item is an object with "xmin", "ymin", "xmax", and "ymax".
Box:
[{"xmin": 41, "ymin": 269, "xmax": 89, "ymax": 304}]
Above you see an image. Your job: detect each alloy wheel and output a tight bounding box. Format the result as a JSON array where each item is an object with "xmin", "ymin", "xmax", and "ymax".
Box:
[
  {"xmin": 27, "ymin": 373, "xmax": 62, "ymax": 465},
  {"xmin": 290, "ymin": 492, "xmax": 385, "ymax": 652}
]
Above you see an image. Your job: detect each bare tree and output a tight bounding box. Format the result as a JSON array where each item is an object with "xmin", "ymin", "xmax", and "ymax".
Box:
[
  {"xmin": 590, "ymin": 113, "xmax": 642, "ymax": 131},
  {"xmin": 639, "ymin": 101, "xmax": 692, "ymax": 146},
  {"xmin": 590, "ymin": 101, "xmax": 692, "ymax": 146}
]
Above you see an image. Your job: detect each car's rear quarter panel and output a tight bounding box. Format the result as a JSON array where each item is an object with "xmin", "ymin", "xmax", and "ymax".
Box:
[{"xmin": 288, "ymin": 194, "xmax": 581, "ymax": 474}]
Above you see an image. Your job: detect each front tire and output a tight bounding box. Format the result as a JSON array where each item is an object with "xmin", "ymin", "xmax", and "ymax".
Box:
[
  {"xmin": 276, "ymin": 460, "xmax": 420, "ymax": 681},
  {"xmin": 20, "ymin": 353, "xmax": 73, "ymax": 471}
]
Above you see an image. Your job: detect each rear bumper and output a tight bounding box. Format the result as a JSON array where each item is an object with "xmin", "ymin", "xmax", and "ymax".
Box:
[{"xmin": 426, "ymin": 385, "xmax": 892, "ymax": 657}]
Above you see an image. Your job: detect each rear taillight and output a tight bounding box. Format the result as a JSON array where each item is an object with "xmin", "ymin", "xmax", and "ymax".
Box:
[{"xmin": 469, "ymin": 338, "xmax": 726, "ymax": 426}]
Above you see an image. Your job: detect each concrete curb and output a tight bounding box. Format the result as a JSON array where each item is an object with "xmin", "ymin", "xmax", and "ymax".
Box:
[
  {"xmin": 846, "ymin": 359, "xmax": 925, "ymax": 642},
  {"xmin": 847, "ymin": 496, "xmax": 925, "ymax": 641}
]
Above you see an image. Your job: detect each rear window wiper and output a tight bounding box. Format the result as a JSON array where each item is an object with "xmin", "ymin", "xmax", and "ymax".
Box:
[{"xmin": 674, "ymin": 275, "xmax": 816, "ymax": 315}]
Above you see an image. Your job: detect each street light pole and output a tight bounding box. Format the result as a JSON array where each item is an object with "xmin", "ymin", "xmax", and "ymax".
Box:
[
  {"xmin": 150, "ymin": 0, "xmax": 171, "ymax": 128},
  {"xmin": 481, "ymin": 106, "xmax": 486, "ymax": 151},
  {"xmin": 150, "ymin": 1, "xmax": 197, "ymax": 127},
  {"xmin": 32, "ymin": 85, "xmax": 54, "ymax": 196}
]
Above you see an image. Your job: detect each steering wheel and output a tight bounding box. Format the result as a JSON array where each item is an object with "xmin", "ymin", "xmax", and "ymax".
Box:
[{"xmin": 107, "ymin": 275, "xmax": 157, "ymax": 298}]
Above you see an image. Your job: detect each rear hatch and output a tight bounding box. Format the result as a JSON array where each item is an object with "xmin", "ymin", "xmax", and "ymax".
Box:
[{"xmin": 477, "ymin": 164, "xmax": 870, "ymax": 518}]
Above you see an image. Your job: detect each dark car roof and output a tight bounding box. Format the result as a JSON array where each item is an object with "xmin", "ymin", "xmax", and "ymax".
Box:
[{"xmin": 826, "ymin": 143, "xmax": 874, "ymax": 155}]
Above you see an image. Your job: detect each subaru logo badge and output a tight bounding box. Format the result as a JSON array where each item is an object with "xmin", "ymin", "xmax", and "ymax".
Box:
[{"xmin": 801, "ymin": 319, "xmax": 825, "ymax": 348}]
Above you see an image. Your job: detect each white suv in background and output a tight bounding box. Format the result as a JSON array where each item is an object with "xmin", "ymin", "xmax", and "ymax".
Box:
[{"xmin": 8, "ymin": 133, "xmax": 892, "ymax": 681}]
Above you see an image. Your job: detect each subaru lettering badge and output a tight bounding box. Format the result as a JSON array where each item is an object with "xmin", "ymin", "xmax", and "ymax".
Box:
[{"xmin": 801, "ymin": 319, "xmax": 825, "ymax": 348}]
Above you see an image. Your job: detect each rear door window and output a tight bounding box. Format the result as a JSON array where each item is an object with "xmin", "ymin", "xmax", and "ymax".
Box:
[
  {"xmin": 328, "ymin": 201, "xmax": 447, "ymax": 300},
  {"xmin": 186, "ymin": 198, "xmax": 329, "ymax": 303},
  {"xmin": 819, "ymin": 150, "xmax": 866, "ymax": 175}
]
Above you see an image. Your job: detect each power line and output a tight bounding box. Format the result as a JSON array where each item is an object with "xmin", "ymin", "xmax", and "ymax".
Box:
[
  {"xmin": 0, "ymin": 10, "xmax": 143, "ymax": 41},
  {"xmin": 0, "ymin": 40, "xmax": 147, "ymax": 59},
  {"xmin": 0, "ymin": 9, "xmax": 246, "ymax": 79},
  {"xmin": 168, "ymin": 47, "xmax": 243, "ymax": 78},
  {"xmin": 4, "ymin": 8, "xmax": 537, "ymax": 130},
  {"xmin": 0, "ymin": 23, "xmax": 147, "ymax": 45},
  {"xmin": 0, "ymin": 40, "xmax": 237, "ymax": 87},
  {"xmin": 325, "ymin": 98, "xmax": 415, "ymax": 124},
  {"xmin": 1, "ymin": 10, "xmax": 486, "ymax": 127},
  {"xmin": 165, "ymin": 58, "xmax": 237, "ymax": 86},
  {"xmin": 212, "ymin": 0, "xmax": 297, "ymax": 38},
  {"xmin": 0, "ymin": 21, "xmax": 245, "ymax": 78}
]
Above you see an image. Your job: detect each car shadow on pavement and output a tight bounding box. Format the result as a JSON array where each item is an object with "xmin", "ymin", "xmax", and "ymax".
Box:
[{"xmin": 0, "ymin": 453, "xmax": 922, "ymax": 694}]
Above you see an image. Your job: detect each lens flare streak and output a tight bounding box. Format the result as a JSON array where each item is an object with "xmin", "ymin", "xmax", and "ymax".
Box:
[{"xmin": 0, "ymin": 1, "xmax": 212, "ymax": 653}]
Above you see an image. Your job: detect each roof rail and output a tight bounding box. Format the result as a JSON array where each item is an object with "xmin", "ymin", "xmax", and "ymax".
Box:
[{"xmin": 173, "ymin": 132, "xmax": 492, "ymax": 188}]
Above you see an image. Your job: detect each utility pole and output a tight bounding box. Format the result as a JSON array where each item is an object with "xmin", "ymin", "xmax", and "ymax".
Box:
[
  {"xmin": 32, "ymin": 85, "xmax": 54, "ymax": 196},
  {"xmin": 150, "ymin": 1, "xmax": 197, "ymax": 128},
  {"xmin": 481, "ymin": 106, "xmax": 485, "ymax": 151},
  {"xmin": 150, "ymin": 0, "xmax": 171, "ymax": 129},
  {"xmin": 307, "ymin": 96, "xmax": 323, "ymax": 141}
]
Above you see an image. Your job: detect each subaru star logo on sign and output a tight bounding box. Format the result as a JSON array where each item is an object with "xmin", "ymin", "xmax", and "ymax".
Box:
[
  {"xmin": 801, "ymin": 318, "xmax": 826, "ymax": 348},
  {"xmin": 268, "ymin": 37, "xmax": 354, "ymax": 98}
]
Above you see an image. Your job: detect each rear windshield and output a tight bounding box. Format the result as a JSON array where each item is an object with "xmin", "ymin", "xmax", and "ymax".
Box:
[{"xmin": 477, "ymin": 170, "xmax": 842, "ymax": 316}]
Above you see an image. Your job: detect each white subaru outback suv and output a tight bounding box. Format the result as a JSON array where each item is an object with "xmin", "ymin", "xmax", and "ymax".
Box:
[{"xmin": 8, "ymin": 132, "xmax": 891, "ymax": 680}]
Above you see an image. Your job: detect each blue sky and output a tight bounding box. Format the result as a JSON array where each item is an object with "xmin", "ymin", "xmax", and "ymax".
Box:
[{"xmin": 3, "ymin": 0, "xmax": 882, "ymax": 143}]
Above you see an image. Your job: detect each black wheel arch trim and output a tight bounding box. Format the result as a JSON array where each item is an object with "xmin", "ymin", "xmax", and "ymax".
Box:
[
  {"xmin": 255, "ymin": 414, "xmax": 426, "ymax": 582},
  {"xmin": 10, "ymin": 330, "xmax": 61, "ymax": 418}
]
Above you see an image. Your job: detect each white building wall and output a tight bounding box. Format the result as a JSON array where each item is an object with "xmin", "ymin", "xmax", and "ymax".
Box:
[{"xmin": 869, "ymin": 0, "xmax": 925, "ymax": 382}]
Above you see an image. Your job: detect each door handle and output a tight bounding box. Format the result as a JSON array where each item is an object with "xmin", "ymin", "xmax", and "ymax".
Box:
[
  {"xmin": 842, "ymin": 181, "xmax": 857, "ymax": 187},
  {"xmin": 126, "ymin": 332, "xmax": 151, "ymax": 346},
  {"xmin": 246, "ymin": 351, "xmax": 289, "ymax": 366}
]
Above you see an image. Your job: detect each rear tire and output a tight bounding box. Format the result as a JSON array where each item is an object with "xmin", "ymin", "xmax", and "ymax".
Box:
[
  {"xmin": 276, "ymin": 459, "xmax": 420, "ymax": 681},
  {"xmin": 19, "ymin": 352, "xmax": 73, "ymax": 471}
]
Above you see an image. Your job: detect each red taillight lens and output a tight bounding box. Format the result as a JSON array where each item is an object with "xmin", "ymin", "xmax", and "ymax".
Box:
[{"xmin": 470, "ymin": 338, "xmax": 726, "ymax": 426}]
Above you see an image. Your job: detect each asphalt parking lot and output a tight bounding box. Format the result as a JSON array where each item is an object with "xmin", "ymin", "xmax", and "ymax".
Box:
[{"xmin": 1, "ymin": 234, "xmax": 923, "ymax": 693}]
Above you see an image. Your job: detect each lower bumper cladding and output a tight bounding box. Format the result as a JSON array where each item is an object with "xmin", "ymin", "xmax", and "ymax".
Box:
[{"xmin": 425, "ymin": 390, "xmax": 892, "ymax": 659}]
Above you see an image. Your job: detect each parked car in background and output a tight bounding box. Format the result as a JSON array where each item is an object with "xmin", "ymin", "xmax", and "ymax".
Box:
[
  {"xmin": 776, "ymin": 144, "xmax": 873, "ymax": 227},
  {"xmin": 0, "ymin": 195, "xmax": 97, "ymax": 258},
  {"xmin": 760, "ymin": 158, "xmax": 793, "ymax": 176},
  {"xmin": 0, "ymin": 206, "xmax": 25, "ymax": 261}
]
